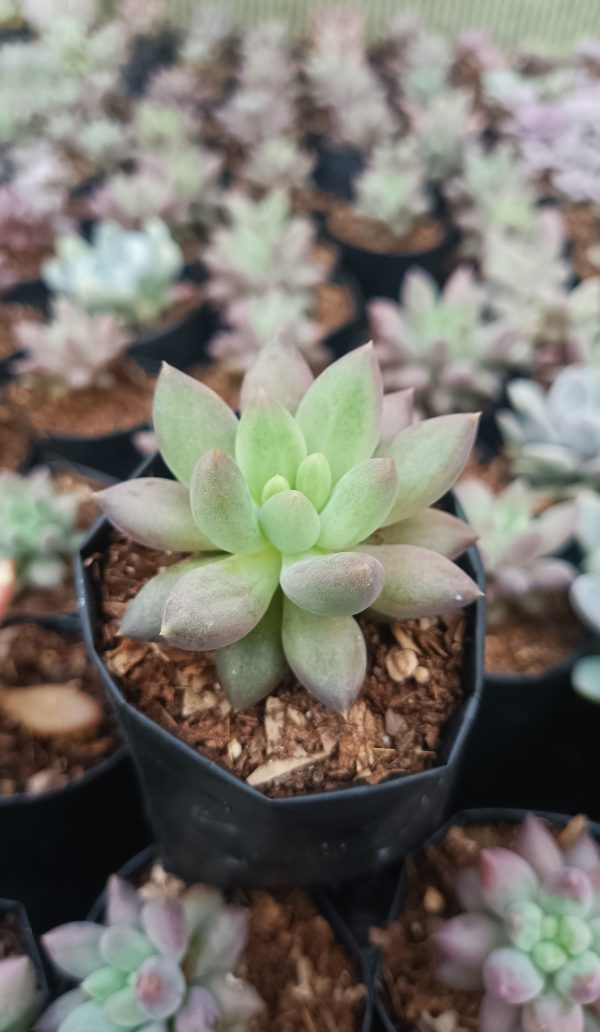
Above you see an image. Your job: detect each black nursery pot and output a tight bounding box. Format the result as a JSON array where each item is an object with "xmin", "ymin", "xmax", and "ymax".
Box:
[
  {"xmin": 322, "ymin": 267, "xmax": 367, "ymax": 360},
  {"xmin": 1, "ymin": 277, "xmax": 50, "ymax": 313},
  {"xmin": 120, "ymin": 28, "xmax": 180, "ymax": 97},
  {"xmin": 311, "ymin": 139, "xmax": 367, "ymax": 201},
  {"xmin": 128, "ymin": 301, "xmax": 219, "ymax": 376},
  {"xmin": 76, "ymin": 456, "xmax": 485, "ymax": 889},
  {"xmin": 34, "ymin": 424, "xmax": 149, "ymax": 481},
  {"xmin": 0, "ymin": 898, "xmax": 49, "ymax": 1013}
]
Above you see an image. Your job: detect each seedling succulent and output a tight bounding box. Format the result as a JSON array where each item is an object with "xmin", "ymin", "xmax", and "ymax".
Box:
[
  {"xmin": 98, "ymin": 342, "xmax": 481, "ymax": 711},
  {"xmin": 0, "ymin": 951, "xmax": 42, "ymax": 1032},
  {"xmin": 38, "ymin": 873, "xmax": 262, "ymax": 1031},
  {"xmin": 0, "ymin": 469, "xmax": 82, "ymax": 591},
  {"xmin": 436, "ymin": 813, "xmax": 600, "ymax": 1030},
  {"xmin": 353, "ymin": 141, "xmax": 430, "ymax": 237},
  {"xmin": 42, "ymin": 219, "xmax": 184, "ymax": 327}
]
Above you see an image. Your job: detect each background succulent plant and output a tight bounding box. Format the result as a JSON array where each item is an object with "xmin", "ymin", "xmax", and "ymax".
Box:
[
  {"xmin": 43, "ymin": 219, "xmax": 184, "ymax": 327},
  {"xmin": 353, "ymin": 140, "xmax": 430, "ymax": 237},
  {"xmin": 0, "ymin": 952, "xmax": 42, "ymax": 1032},
  {"xmin": 209, "ymin": 291, "xmax": 320, "ymax": 371},
  {"xmin": 38, "ymin": 872, "xmax": 262, "ymax": 1031},
  {"xmin": 98, "ymin": 343, "xmax": 481, "ymax": 712},
  {"xmin": 435, "ymin": 813, "xmax": 600, "ymax": 1031},
  {"xmin": 0, "ymin": 183, "xmax": 70, "ymax": 288},
  {"xmin": 409, "ymin": 88, "xmax": 479, "ymax": 182},
  {"xmin": 240, "ymin": 137, "xmax": 315, "ymax": 195}
]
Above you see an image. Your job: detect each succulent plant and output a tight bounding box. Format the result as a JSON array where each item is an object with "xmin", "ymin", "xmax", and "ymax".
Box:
[
  {"xmin": 132, "ymin": 101, "xmax": 194, "ymax": 153},
  {"xmin": 497, "ymin": 368, "xmax": 600, "ymax": 492},
  {"xmin": 400, "ymin": 30, "xmax": 453, "ymax": 105},
  {"xmin": 0, "ymin": 951, "xmax": 42, "ymax": 1032},
  {"xmin": 210, "ymin": 291, "xmax": 320, "ymax": 371},
  {"xmin": 180, "ymin": 2, "xmax": 234, "ymax": 67},
  {"xmin": 353, "ymin": 140, "xmax": 430, "ymax": 237},
  {"xmin": 570, "ymin": 494, "xmax": 600, "ymax": 703},
  {"xmin": 97, "ymin": 342, "xmax": 481, "ymax": 712},
  {"xmin": 38, "ymin": 873, "xmax": 262, "ymax": 1031},
  {"xmin": 368, "ymin": 265, "xmax": 524, "ymax": 416},
  {"xmin": 435, "ymin": 813, "xmax": 600, "ymax": 1031},
  {"xmin": 23, "ymin": 0, "xmax": 98, "ymax": 29},
  {"xmin": 0, "ymin": 186, "xmax": 64, "ymax": 288},
  {"xmin": 577, "ymin": 491, "xmax": 600, "ymax": 576},
  {"xmin": 204, "ymin": 191, "xmax": 324, "ymax": 306},
  {"xmin": 42, "ymin": 219, "xmax": 184, "ymax": 327},
  {"xmin": 524, "ymin": 278, "xmax": 600, "ymax": 378},
  {"xmin": 13, "ymin": 298, "xmax": 130, "ymax": 391},
  {"xmin": 0, "ymin": 469, "xmax": 83, "ymax": 592},
  {"xmin": 455, "ymin": 478, "xmax": 576, "ymax": 615},
  {"xmin": 240, "ymin": 136, "xmax": 315, "ymax": 194},
  {"xmin": 237, "ymin": 21, "xmax": 296, "ymax": 93},
  {"xmin": 217, "ymin": 86, "xmax": 296, "ymax": 148},
  {"xmin": 76, "ymin": 118, "xmax": 132, "ymax": 170},
  {"xmin": 410, "ymin": 88, "xmax": 480, "ymax": 181}
]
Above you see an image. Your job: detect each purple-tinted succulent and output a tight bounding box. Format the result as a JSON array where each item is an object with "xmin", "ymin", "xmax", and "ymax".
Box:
[{"xmin": 436, "ymin": 814, "xmax": 600, "ymax": 1030}]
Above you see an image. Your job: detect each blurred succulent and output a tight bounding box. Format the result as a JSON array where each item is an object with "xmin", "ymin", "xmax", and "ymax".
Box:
[
  {"xmin": 23, "ymin": 0, "xmax": 98, "ymax": 29},
  {"xmin": 456, "ymin": 478, "xmax": 576, "ymax": 614},
  {"xmin": 76, "ymin": 118, "xmax": 132, "ymax": 170},
  {"xmin": 0, "ymin": 952, "xmax": 41, "ymax": 1032},
  {"xmin": 180, "ymin": 2, "xmax": 234, "ymax": 67},
  {"xmin": 0, "ymin": 469, "xmax": 82, "ymax": 591},
  {"xmin": 353, "ymin": 140, "xmax": 430, "ymax": 237},
  {"xmin": 0, "ymin": 185, "xmax": 69, "ymax": 289},
  {"xmin": 0, "ymin": 0, "xmax": 22, "ymax": 23},
  {"xmin": 240, "ymin": 136, "xmax": 315, "ymax": 194},
  {"xmin": 368, "ymin": 266, "xmax": 523, "ymax": 415},
  {"xmin": 118, "ymin": 0, "xmax": 168, "ymax": 35},
  {"xmin": 436, "ymin": 812, "xmax": 600, "ymax": 1030},
  {"xmin": 498, "ymin": 368, "xmax": 600, "ymax": 492},
  {"xmin": 401, "ymin": 30, "xmax": 453, "ymax": 105},
  {"xmin": 453, "ymin": 29, "xmax": 506, "ymax": 74},
  {"xmin": 570, "ymin": 572, "xmax": 600, "ymax": 702},
  {"xmin": 217, "ymin": 86, "xmax": 296, "ymax": 148},
  {"xmin": 147, "ymin": 65, "xmax": 199, "ymax": 112},
  {"xmin": 238, "ymin": 21, "xmax": 296, "ymax": 93},
  {"xmin": 216, "ymin": 24, "xmax": 297, "ymax": 145},
  {"xmin": 204, "ymin": 191, "xmax": 324, "ymax": 306},
  {"xmin": 39, "ymin": 17, "xmax": 126, "ymax": 101},
  {"xmin": 577, "ymin": 491, "xmax": 600, "ymax": 576},
  {"xmin": 132, "ymin": 101, "xmax": 194, "ymax": 152},
  {"xmin": 38, "ymin": 873, "xmax": 262, "ymax": 1031},
  {"xmin": 527, "ymin": 279, "xmax": 600, "ymax": 379},
  {"xmin": 7, "ymin": 140, "xmax": 73, "ymax": 215},
  {"xmin": 210, "ymin": 291, "xmax": 320, "ymax": 371},
  {"xmin": 410, "ymin": 88, "xmax": 480, "ymax": 181},
  {"xmin": 13, "ymin": 299, "xmax": 130, "ymax": 391},
  {"xmin": 97, "ymin": 343, "xmax": 481, "ymax": 711},
  {"xmin": 42, "ymin": 219, "xmax": 184, "ymax": 327}
]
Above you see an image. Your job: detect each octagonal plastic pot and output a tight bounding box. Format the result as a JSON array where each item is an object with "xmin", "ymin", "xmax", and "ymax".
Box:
[
  {"xmin": 76, "ymin": 457, "xmax": 484, "ymax": 888},
  {"xmin": 311, "ymin": 139, "xmax": 367, "ymax": 201}
]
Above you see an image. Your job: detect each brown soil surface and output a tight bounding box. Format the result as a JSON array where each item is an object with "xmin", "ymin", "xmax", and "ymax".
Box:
[
  {"xmin": 563, "ymin": 203, "xmax": 600, "ymax": 280},
  {"xmin": 0, "ymin": 912, "xmax": 24, "ymax": 959},
  {"xmin": 0, "ymin": 622, "xmax": 118, "ymax": 795},
  {"xmin": 374, "ymin": 818, "xmax": 581, "ymax": 1031},
  {"xmin": 485, "ymin": 596, "xmax": 582, "ymax": 676},
  {"xmin": 328, "ymin": 207, "xmax": 444, "ymax": 255},
  {"xmin": 0, "ymin": 401, "xmax": 32, "ymax": 471},
  {"xmin": 315, "ymin": 281, "xmax": 354, "ymax": 339},
  {"xmin": 140, "ymin": 283, "xmax": 204, "ymax": 333},
  {"xmin": 191, "ymin": 363, "xmax": 241, "ymax": 410},
  {"xmin": 0, "ymin": 303, "xmax": 42, "ymax": 362},
  {"xmin": 92, "ymin": 534, "xmax": 469, "ymax": 800},
  {"xmin": 0, "ymin": 243, "xmax": 53, "ymax": 286},
  {"xmin": 460, "ymin": 451, "xmax": 512, "ymax": 494},
  {"xmin": 6, "ymin": 357, "xmax": 153, "ymax": 438}
]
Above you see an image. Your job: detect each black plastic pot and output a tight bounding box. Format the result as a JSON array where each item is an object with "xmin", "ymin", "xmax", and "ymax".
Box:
[
  {"xmin": 1, "ymin": 277, "xmax": 50, "ymax": 312},
  {"xmin": 86, "ymin": 845, "xmax": 374, "ymax": 1032},
  {"xmin": 120, "ymin": 29, "xmax": 180, "ymax": 97},
  {"xmin": 374, "ymin": 808, "xmax": 600, "ymax": 1031},
  {"xmin": 311, "ymin": 139, "xmax": 367, "ymax": 202},
  {"xmin": 0, "ymin": 21, "xmax": 32, "ymax": 45},
  {"xmin": 76, "ymin": 453, "xmax": 484, "ymax": 888},
  {"xmin": 0, "ymin": 898, "xmax": 50, "ymax": 1016},
  {"xmin": 33, "ymin": 424, "xmax": 149, "ymax": 481},
  {"xmin": 128, "ymin": 300, "xmax": 219, "ymax": 375},
  {"xmin": 321, "ymin": 267, "xmax": 367, "ymax": 360},
  {"xmin": 0, "ymin": 618, "xmax": 151, "ymax": 932}
]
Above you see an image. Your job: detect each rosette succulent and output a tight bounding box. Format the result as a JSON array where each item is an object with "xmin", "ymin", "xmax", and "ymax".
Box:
[
  {"xmin": 132, "ymin": 102, "xmax": 194, "ymax": 153},
  {"xmin": 0, "ymin": 951, "xmax": 42, "ymax": 1032},
  {"xmin": 456, "ymin": 478, "xmax": 576, "ymax": 615},
  {"xmin": 209, "ymin": 291, "xmax": 320, "ymax": 371},
  {"xmin": 368, "ymin": 265, "xmax": 521, "ymax": 415},
  {"xmin": 435, "ymin": 813, "xmax": 600, "ymax": 1031},
  {"xmin": 353, "ymin": 141, "xmax": 430, "ymax": 237},
  {"xmin": 410, "ymin": 88, "xmax": 479, "ymax": 181},
  {"xmin": 0, "ymin": 469, "xmax": 82, "ymax": 591},
  {"xmin": 38, "ymin": 873, "xmax": 262, "ymax": 1031},
  {"xmin": 42, "ymin": 219, "xmax": 184, "ymax": 327},
  {"xmin": 570, "ymin": 492, "xmax": 600, "ymax": 701},
  {"xmin": 498, "ymin": 368, "xmax": 600, "ymax": 492},
  {"xmin": 13, "ymin": 299, "xmax": 130, "ymax": 391},
  {"xmin": 240, "ymin": 137, "xmax": 315, "ymax": 195},
  {"xmin": 98, "ymin": 342, "xmax": 481, "ymax": 711}
]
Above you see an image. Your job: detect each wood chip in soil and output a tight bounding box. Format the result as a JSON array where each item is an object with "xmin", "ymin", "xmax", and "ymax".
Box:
[
  {"xmin": 328, "ymin": 206, "xmax": 444, "ymax": 255},
  {"xmin": 0, "ymin": 912, "xmax": 25, "ymax": 959},
  {"xmin": 94, "ymin": 534, "xmax": 469, "ymax": 800},
  {"xmin": 0, "ymin": 303, "xmax": 42, "ymax": 362},
  {"xmin": 485, "ymin": 595, "xmax": 582, "ymax": 676},
  {"xmin": 374, "ymin": 819, "xmax": 580, "ymax": 1031},
  {"xmin": 0, "ymin": 622, "xmax": 118, "ymax": 795}
]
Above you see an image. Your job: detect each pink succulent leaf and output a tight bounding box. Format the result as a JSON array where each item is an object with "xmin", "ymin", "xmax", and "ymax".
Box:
[
  {"xmin": 141, "ymin": 899, "xmax": 189, "ymax": 961},
  {"xmin": 175, "ymin": 987, "xmax": 220, "ymax": 1032},
  {"xmin": 42, "ymin": 922, "xmax": 103, "ymax": 980},
  {"xmin": 493, "ymin": 566, "xmax": 534, "ymax": 598},
  {"xmin": 0, "ymin": 954, "xmax": 38, "ymax": 1030},
  {"xmin": 479, "ymin": 848, "xmax": 539, "ymax": 915},
  {"xmin": 538, "ymin": 868, "xmax": 594, "ymax": 917},
  {"xmin": 533, "ymin": 501, "xmax": 577, "ymax": 558},
  {"xmin": 564, "ymin": 833, "xmax": 600, "ymax": 877},
  {"xmin": 379, "ymin": 390, "xmax": 416, "ymax": 441},
  {"xmin": 455, "ymin": 866, "xmax": 485, "ymax": 911},
  {"xmin": 435, "ymin": 913, "xmax": 504, "ymax": 966},
  {"xmin": 501, "ymin": 531, "xmax": 544, "ymax": 567},
  {"xmin": 240, "ymin": 341, "xmax": 314, "ymax": 414},
  {"xmin": 517, "ymin": 814, "xmax": 566, "ymax": 879},
  {"xmin": 369, "ymin": 509, "xmax": 478, "ymax": 559},
  {"xmin": 135, "ymin": 956, "xmax": 186, "ymax": 1020},
  {"xmin": 202, "ymin": 973, "xmax": 264, "ymax": 1027},
  {"xmin": 191, "ymin": 907, "xmax": 248, "ymax": 980},
  {"xmin": 97, "ymin": 479, "xmax": 215, "ymax": 553},
  {"xmin": 483, "ymin": 947, "xmax": 544, "ymax": 1004},
  {"xmin": 362, "ymin": 544, "xmax": 482, "ymax": 621},
  {"xmin": 402, "ymin": 267, "xmax": 438, "ymax": 315},
  {"xmin": 479, "ymin": 994, "xmax": 520, "ymax": 1032},
  {"xmin": 522, "ymin": 994, "xmax": 584, "ymax": 1032},
  {"xmin": 368, "ymin": 299, "xmax": 406, "ymax": 347},
  {"xmin": 34, "ymin": 989, "xmax": 87, "ymax": 1032},
  {"xmin": 554, "ymin": 952, "xmax": 600, "ymax": 1004},
  {"xmin": 528, "ymin": 558, "xmax": 577, "ymax": 592},
  {"xmin": 437, "ymin": 959, "xmax": 484, "ymax": 991},
  {"xmin": 444, "ymin": 265, "xmax": 478, "ymax": 304},
  {"xmin": 106, "ymin": 876, "xmax": 141, "ymax": 928},
  {"xmin": 99, "ymin": 925, "xmax": 155, "ymax": 973}
]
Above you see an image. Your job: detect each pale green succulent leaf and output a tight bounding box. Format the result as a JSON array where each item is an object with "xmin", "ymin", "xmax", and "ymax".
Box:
[
  {"xmin": 99, "ymin": 926, "xmax": 155, "ymax": 973},
  {"xmin": 261, "ymin": 475, "xmax": 291, "ymax": 502},
  {"xmin": 190, "ymin": 450, "xmax": 263, "ymax": 554},
  {"xmin": 82, "ymin": 967, "xmax": 128, "ymax": 1003},
  {"xmin": 318, "ymin": 458, "xmax": 398, "ymax": 549},
  {"xmin": 379, "ymin": 413, "xmax": 479, "ymax": 524},
  {"xmin": 161, "ymin": 550, "xmax": 281, "ymax": 650},
  {"xmin": 104, "ymin": 985, "xmax": 146, "ymax": 1028},
  {"xmin": 35, "ymin": 989, "xmax": 87, "ymax": 1032},
  {"xmin": 239, "ymin": 339, "xmax": 314, "ymax": 414},
  {"xmin": 216, "ymin": 593, "xmax": 287, "ymax": 709},
  {"xmin": 573, "ymin": 656, "xmax": 600, "ymax": 703},
  {"xmin": 570, "ymin": 574, "xmax": 600, "ymax": 635},
  {"xmin": 153, "ymin": 364, "xmax": 238, "ymax": 485},
  {"xmin": 56, "ymin": 1001, "xmax": 122, "ymax": 1032},
  {"xmin": 120, "ymin": 559, "xmax": 217, "ymax": 641},
  {"xmin": 282, "ymin": 599, "xmax": 366, "ymax": 710},
  {"xmin": 369, "ymin": 508, "xmax": 478, "ymax": 558},
  {"xmin": 235, "ymin": 391, "xmax": 307, "ymax": 501},
  {"xmin": 295, "ymin": 453, "xmax": 332, "ymax": 512},
  {"xmin": 281, "ymin": 551, "xmax": 385, "ymax": 616},
  {"xmin": 259, "ymin": 491, "xmax": 320, "ymax": 553},
  {"xmin": 97, "ymin": 479, "xmax": 215, "ymax": 553},
  {"xmin": 296, "ymin": 343, "xmax": 383, "ymax": 483},
  {"xmin": 361, "ymin": 544, "xmax": 482, "ymax": 620}
]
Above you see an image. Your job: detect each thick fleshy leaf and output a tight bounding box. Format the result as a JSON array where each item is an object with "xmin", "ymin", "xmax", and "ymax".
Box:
[
  {"xmin": 35, "ymin": 989, "xmax": 87, "ymax": 1032},
  {"xmin": 534, "ymin": 501, "xmax": 577, "ymax": 558},
  {"xmin": 378, "ymin": 413, "xmax": 479, "ymax": 524},
  {"xmin": 240, "ymin": 340, "xmax": 314, "ymax": 414},
  {"xmin": 517, "ymin": 814, "xmax": 565, "ymax": 880},
  {"xmin": 141, "ymin": 899, "xmax": 188, "ymax": 961},
  {"xmin": 522, "ymin": 995, "xmax": 584, "ymax": 1032},
  {"xmin": 181, "ymin": 886, "xmax": 223, "ymax": 938},
  {"xmin": 539, "ymin": 868, "xmax": 593, "ymax": 917},
  {"xmin": 437, "ymin": 960, "xmax": 483, "ymax": 991},
  {"xmin": 161, "ymin": 550, "xmax": 280, "ymax": 650},
  {"xmin": 135, "ymin": 956, "xmax": 186, "ymax": 1020},
  {"xmin": 282, "ymin": 599, "xmax": 366, "ymax": 711},
  {"xmin": 571, "ymin": 576, "xmax": 600, "ymax": 635},
  {"xmin": 203, "ymin": 973, "xmax": 264, "ymax": 1026},
  {"xmin": 82, "ymin": 966, "xmax": 128, "ymax": 1003},
  {"xmin": 99, "ymin": 925, "xmax": 155, "ymax": 973},
  {"xmin": 153, "ymin": 364, "xmax": 238, "ymax": 485},
  {"xmin": 175, "ymin": 987, "xmax": 220, "ymax": 1032},
  {"xmin": 235, "ymin": 392, "xmax": 307, "ymax": 502},
  {"xmin": 379, "ymin": 390, "xmax": 415, "ymax": 442},
  {"xmin": 318, "ymin": 459, "xmax": 398, "ymax": 549},
  {"xmin": 193, "ymin": 908, "xmax": 248, "ymax": 979},
  {"xmin": 483, "ymin": 947, "xmax": 544, "ymax": 1004},
  {"xmin": 120, "ymin": 559, "xmax": 213, "ymax": 641},
  {"xmin": 0, "ymin": 955, "xmax": 36, "ymax": 1030},
  {"xmin": 480, "ymin": 994, "xmax": 519, "ymax": 1032},
  {"xmin": 455, "ymin": 867, "xmax": 484, "ymax": 911},
  {"xmin": 295, "ymin": 453, "xmax": 332, "ymax": 512},
  {"xmin": 106, "ymin": 877, "xmax": 141, "ymax": 928},
  {"xmin": 362, "ymin": 544, "xmax": 482, "ymax": 620},
  {"xmin": 104, "ymin": 985, "xmax": 147, "ymax": 1027},
  {"xmin": 190, "ymin": 450, "xmax": 263, "ymax": 554},
  {"xmin": 369, "ymin": 508, "xmax": 477, "ymax": 558},
  {"xmin": 564, "ymin": 830, "xmax": 600, "ymax": 876},
  {"xmin": 296, "ymin": 344, "xmax": 383, "ymax": 483},
  {"xmin": 281, "ymin": 552, "xmax": 384, "ymax": 616},
  {"xmin": 97, "ymin": 480, "xmax": 214, "ymax": 552},
  {"xmin": 554, "ymin": 952, "xmax": 600, "ymax": 1004},
  {"xmin": 504, "ymin": 901, "xmax": 544, "ymax": 951},
  {"xmin": 259, "ymin": 491, "xmax": 320, "ymax": 553},
  {"xmin": 216, "ymin": 593, "xmax": 286, "ymax": 709},
  {"xmin": 0, "ymin": 559, "xmax": 15, "ymax": 624},
  {"xmin": 435, "ymin": 914, "xmax": 504, "ymax": 967},
  {"xmin": 42, "ymin": 923, "xmax": 103, "ymax": 980},
  {"xmin": 479, "ymin": 848, "xmax": 539, "ymax": 915},
  {"xmin": 53, "ymin": 1000, "xmax": 121, "ymax": 1032}
]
